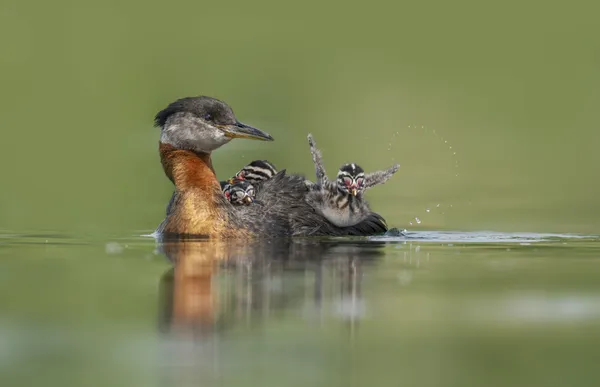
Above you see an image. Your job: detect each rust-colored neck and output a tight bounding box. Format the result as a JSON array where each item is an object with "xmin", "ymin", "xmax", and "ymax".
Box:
[
  {"xmin": 159, "ymin": 142, "xmax": 218, "ymax": 190},
  {"xmin": 158, "ymin": 142, "xmax": 248, "ymax": 238}
]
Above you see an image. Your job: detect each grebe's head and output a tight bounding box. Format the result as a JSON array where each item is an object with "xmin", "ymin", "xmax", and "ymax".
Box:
[
  {"xmin": 337, "ymin": 163, "xmax": 365, "ymax": 196},
  {"xmin": 155, "ymin": 96, "xmax": 273, "ymax": 153}
]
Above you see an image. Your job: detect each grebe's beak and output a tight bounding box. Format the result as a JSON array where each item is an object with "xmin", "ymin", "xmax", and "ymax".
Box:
[{"xmin": 222, "ymin": 121, "xmax": 274, "ymax": 141}]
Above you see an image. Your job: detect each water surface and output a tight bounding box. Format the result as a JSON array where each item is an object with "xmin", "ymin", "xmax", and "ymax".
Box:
[{"xmin": 1, "ymin": 231, "xmax": 599, "ymax": 387}]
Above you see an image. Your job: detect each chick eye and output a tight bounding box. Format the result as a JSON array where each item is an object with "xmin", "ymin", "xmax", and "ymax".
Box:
[
  {"xmin": 204, "ymin": 113, "xmax": 212, "ymax": 121},
  {"xmin": 343, "ymin": 177, "xmax": 352, "ymax": 186}
]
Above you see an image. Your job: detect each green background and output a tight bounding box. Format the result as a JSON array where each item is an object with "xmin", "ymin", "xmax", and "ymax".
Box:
[{"xmin": 1, "ymin": 0, "xmax": 598, "ymax": 234}]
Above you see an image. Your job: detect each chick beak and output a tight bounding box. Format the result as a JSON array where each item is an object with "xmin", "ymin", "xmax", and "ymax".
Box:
[
  {"xmin": 243, "ymin": 195, "xmax": 253, "ymax": 204},
  {"xmin": 351, "ymin": 188, "xmax": 358, "ymax": 196},
  {"xmin": 222, "ymin": 121, "xmax": 274, "ymax": 141}
]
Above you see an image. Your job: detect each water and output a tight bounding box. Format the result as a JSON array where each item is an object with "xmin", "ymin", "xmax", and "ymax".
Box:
[{"xmin": 2, "ymin": 231, "xmax": 599, "ymax": 387}]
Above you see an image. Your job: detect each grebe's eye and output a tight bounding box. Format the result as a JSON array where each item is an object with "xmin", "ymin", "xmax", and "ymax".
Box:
[{"xmin": 343, "ymin": 177, "xmax": 352, "ymax": 186}]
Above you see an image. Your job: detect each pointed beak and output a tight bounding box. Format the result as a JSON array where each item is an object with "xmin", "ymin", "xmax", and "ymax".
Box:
[
  {"xmin": 222, "ymin": 121, "xmax": 274, "ymax": 141},
  {"xmin": 351, "ymin": 188, "xmax": 358, "ymax": 196},
  {"xmin": 243, "ymin": 195, "xmax": 253, "ymax": 204}
]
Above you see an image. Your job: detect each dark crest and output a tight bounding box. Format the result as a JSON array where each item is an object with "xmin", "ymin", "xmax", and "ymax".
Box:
[
  {"xmin": 154, "ymin": 96, "xmax": 238, "ymax": 127},
  {"xmin": 229, "ymin": 180, "xmax": 253, "ymax": 190},
  {"xmin": 339, "ymin": 163, "xmax": 365, "ymax": 177}
]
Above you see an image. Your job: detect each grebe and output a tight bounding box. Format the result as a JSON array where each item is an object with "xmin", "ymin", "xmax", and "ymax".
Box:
[
  {"xmin": 154, "ymin": 96, "xmax": 389, "ymax": 238},
  {"xmin": 305, "ymin": 133, "xmax": 399, "ymax": 227}
]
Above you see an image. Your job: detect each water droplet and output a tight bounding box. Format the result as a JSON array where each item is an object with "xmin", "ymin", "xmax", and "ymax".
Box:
[
  {"xmin": 449, "ymin": 146, "xmax": 452, "ymax": 149},
  {"xmin": 421, "ymin": 126, "xmax": 424, "ymax": 129},
  {"xmin": 415, "ymin": 246, "xmax": 421, "ymax": 252},
  {"xmin": 436, "ymin": 204, "xmax": 440, "ymax": 207},
  {"xmin": 453, "ymin": 152, "xmax": 456, "ymax": 155},
  {"xmin": 426, "ymin": 208, "xmax": 430, "ymax": 213},
  {"xmin": 455, "ymin": 174, "xmax": 459, "ymax": 176},
  {"xmin": 415, "ymin": 217, "xmax": 421, "ymax": 224},
  {"xmin": 408, "ymin": 125, "xmax": 411, "ymax": 128},
  {"xmin": 450, "ymin": 205, "xmax": 453, "ymax": 207},
  {"xmin": 409, "ymin": 221, "xmax": 413, "ymax": 225},
  {"xmin": 444, "ymin": 140, "xmax": 448, "ymax": 143}
]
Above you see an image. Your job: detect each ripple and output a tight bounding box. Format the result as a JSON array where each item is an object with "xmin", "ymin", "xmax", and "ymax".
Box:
[{"xmin": 371, "ymin": 230, "xmax": 598, "ymax": 243}]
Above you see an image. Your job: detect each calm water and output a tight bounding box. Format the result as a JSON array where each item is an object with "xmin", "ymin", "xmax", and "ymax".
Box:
[{"xmin": 1, "ymin": 231, "xmax": 599, "ymax": 387}]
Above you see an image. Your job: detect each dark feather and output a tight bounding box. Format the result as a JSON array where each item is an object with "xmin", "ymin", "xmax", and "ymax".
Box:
[
  {"xmin": 154, "ymin": 96, "xmax": 237, "ymax": 127},
  {"xmin": 224, "ymin": 170, "xmax": 388, "ymax": 237}
]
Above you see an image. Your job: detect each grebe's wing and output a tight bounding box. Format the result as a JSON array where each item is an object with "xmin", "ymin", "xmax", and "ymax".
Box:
[
  {"xmin": 364, "ymin": 163, "xmax": 400, "ymax": 190},
  {"xmin": 307, "ymin": 134, "xmax": 329, "ymax": 185}
]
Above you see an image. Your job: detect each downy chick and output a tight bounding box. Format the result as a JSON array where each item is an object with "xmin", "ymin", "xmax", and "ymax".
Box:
[
  {"xmin": 305, "ymin": 133, "xmax": 399, "ymax": 227},
  {"xmin": 220, "ymin": 160, "xmax": 277, "ymax": 205},
  {"xmin": 222, "ymin": 180, "xmax": 256, "ymax": 205}
]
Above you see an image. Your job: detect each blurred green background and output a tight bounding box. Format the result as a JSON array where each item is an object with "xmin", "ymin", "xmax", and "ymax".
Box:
[{"xmin": 1, "ymin": 0, "xmax": 599, "ymax": 235}]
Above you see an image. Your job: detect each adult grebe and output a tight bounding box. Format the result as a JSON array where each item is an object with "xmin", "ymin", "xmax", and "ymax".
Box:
[{"xmin": 154, "ymin": 96, "xmax": 388, "ymax": 238}]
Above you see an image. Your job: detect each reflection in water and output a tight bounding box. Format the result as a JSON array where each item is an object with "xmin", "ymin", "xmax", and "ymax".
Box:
[
  {"xmin": 156, "ymin": 239, "xmax": 385, "ymax": 384},
  {"xmin": 158, "ymin": 239, "xmax": 385, "ymax": 334}
]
